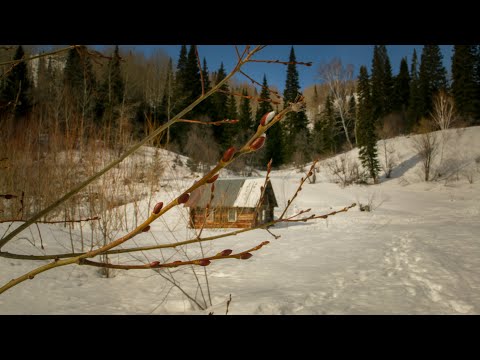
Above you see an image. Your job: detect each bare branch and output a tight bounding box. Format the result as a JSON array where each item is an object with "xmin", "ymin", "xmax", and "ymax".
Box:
[
  {"xmin": 279, "ymin": 160, "xmax": 318, "ymax": 219},
  {"xmin": 0, "ymin": 216, "xmax": 100, "ymax": 224},
  {"xmin": 77, "ymin": 241, "xmax": 270, "ymax": 270},
  {"xmin": 239, "ymin": 70, "xmax": 282, "ymax": 99},
  {"xmin": 248, "ymin": 59, "xmax": 312, "ymax": 67},
  {"xmin": 178, "ymin": 118, "xmax": 239, "ymax": 126}
]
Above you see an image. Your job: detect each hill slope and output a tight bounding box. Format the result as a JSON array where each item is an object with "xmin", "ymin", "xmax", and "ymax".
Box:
[{"xmin": 1, "ymin": 127, "xmax": 479, "ymax": 314}]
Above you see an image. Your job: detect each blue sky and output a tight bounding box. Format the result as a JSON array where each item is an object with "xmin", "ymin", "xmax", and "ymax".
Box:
[{"xmin": 116, "ymin": 45, "xmax": 454, "ymax": 92}]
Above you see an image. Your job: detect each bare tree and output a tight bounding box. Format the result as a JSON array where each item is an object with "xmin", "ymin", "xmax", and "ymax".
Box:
[
  {"xmin": 431, "ymin": 90, "xmax": 455, "ymax": 167},
  {"xmin": 184, "ymin": 123, "xmax": 220, "ymax": 175},
  {"xmin": 318, "ymin": 58, "xmax": 355, "ymax": 149},
  {"xmin": 431, "ymin": 90, "xmax": 455, "ymax": 131},
  {"xmin": 412, "ymin": 119, "xmax": 438, "ymax": 182},
  {"xmin": 376, "ymin": 124, "xmax": 398, "ymax": 179}
]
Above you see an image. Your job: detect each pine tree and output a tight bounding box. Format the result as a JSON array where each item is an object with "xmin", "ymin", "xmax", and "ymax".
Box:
[
  {"xmin": 160, "ymin": 58, "xmax": 174, "ymax": 121},
  {"xmin": 283, "ymin": 46, "xmax": 309, "ymax": 162},
  {"xmin": 202, "ymin": 58, "xmax": 211, "ymax": 92},
  {"xmin": 371, "ymin": 45, "xmax": 384, "ymax": 121},
  {"xmin": 184, "ymin": 45, "xmax": 202, "ymax": 109},
  {"xmin": 97, "ymin": 45, "xmax": 124, "ymax": 122},
  {"xmin": 64, "ymin": 45, "xmax": 96, "ymax": 116},
  {"xmin": 171, "ymin": 45, "xmax": 202, "ymax": 149},
  {"xmin": 174, "ymin": 45, "xmax": 188, "ymax": 113},
  {"xmin": 257, "ymin": 75, "xmax": 284, "ymax": 167},
  {"xmin": 347, "ymin": 93, "xmax": 357, "ymax": 145},
  {"xmin": 108, "ymin": 45, "xmax": 124, "ymax": 105},
  {"xmin": 407, "ymin": 49, "xmax": 422, "ymax": 130},
  {"xmin": 211, "ymin": 62, "xmax": 229, "ymax": 147},
  {"xmin": 418, "ymin": 45, "xmax": 448, "ymax": 118},
  {"xmin": 312, "ymin": 94, "xmax": 338, "ymax": 155},
  {"xmin": 221, "ymin": 92, "xmax": 240, "ymax": 150},
  {"xmin": 34, "ymin": 52, "xmax": 48, "ymax": 105},
  {"xmin": 392, "ymin": 57, "xmax": 411, "ymax": 112},
  {"xmin": 356, "ymin": 66, "xmax": 372, "ymax": 146},
  {"xmin": 383, "ymin": 54, "xmax": 394, "ymax": 115},
  {"xmin": 371, "ymin": 45, "xmax": 394, "ymax": 122},
  {"xmin": 196, "ymin": 57, "xmax": 212, "ymax": 116},
  {"xmin": 451, "ymin": 45, "xmax": 478, "ymax": 123},
  {"xmin": 212, "ymin": 62, "xmax": 229, "ymax": 120},
  {"xmin": 239, "ymin": 88, "xmax": 253, "ymax": 140},
  {"xmin": 357, "ymin": 65, "xmax": 380, "ymax": 183},
  {"xmin": 226, "ymin": 93, "xmax": 238, "ymax": 121},
  {"xmin": 2, "ymin": 45, "xmax": 31, "ymax": 117},
  {"xmin": 175, "ymin": 45, "xmax": 188, "ymax": 91},
  {"xmin": 256, "ymin": 75, "xmax": 274, "ymax": 123}
]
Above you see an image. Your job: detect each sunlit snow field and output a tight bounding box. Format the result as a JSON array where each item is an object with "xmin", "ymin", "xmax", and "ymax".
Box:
[{"xmin": 1, "ymin": 127, "xmax": 479, "ymax": 314}]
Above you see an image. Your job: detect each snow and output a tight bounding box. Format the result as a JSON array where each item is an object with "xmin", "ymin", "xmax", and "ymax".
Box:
[{"xmin": 1, "ymin": 127, "xmax": 480, "ymax": 314}]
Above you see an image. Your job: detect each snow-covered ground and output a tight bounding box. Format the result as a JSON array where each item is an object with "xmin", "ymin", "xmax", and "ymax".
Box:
[{"xmin": 1, "ymin": 127, "xmax": 479, "ymax": 314}]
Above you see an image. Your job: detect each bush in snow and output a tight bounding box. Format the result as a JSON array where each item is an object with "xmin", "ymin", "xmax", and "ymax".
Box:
[{"xmin": 326, "ymin": 153, "xmax": 368, "ymax": 187}]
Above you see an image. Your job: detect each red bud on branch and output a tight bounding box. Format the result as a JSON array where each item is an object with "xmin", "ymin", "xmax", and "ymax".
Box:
[
  {"xmin": 207, "ymin": 174, "xmax": 219, "ymax": 183},
  {"xmin": 260, "ymin": 111, "xmax": 276, "ymax": 126},
  {"xmin": 178, "ymin": 193, "xmax": 190, "ymax": 204},
  {"xmin": 150, "ymin": 261, "xmax": 160, "ymax": 267},
  {"xmin": 142, "ymin": 225, "xmax": 151, "ymax": 232},
  {"xmin": 249, "ymin": 134, "xmax": 266, "ymax": 151},
  {"xmin": 153, "ymin": 202, "xmax": 163, "ymax": 214},
  {"xmin": 221, "ymin": 147, "xmax": 236, "ymax": 163},
  {"xmin": 239, "ymin": 253, "xmax": 253, "ymax": 260},
  {"xmin": 218, "ymin": 249, "xmax": 233, "ymax": 257},
  {"xmin": 195, "ymin": 259, "xmax": 211, "ymax": 266}
]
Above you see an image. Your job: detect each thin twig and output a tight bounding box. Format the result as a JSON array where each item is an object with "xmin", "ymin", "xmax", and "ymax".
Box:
[
  {"xmin": 216, "ymin": 89, "xmax": 280, "ymax": 104},
  {"xmin": 0, "ymin": 216, "xmax": 100, "ymax": 224},
  {"xmin": 279, "ymin": 160, "xmax": 318, "ymax": 220},
  {"xmin": 239, "ymin": 70, "xmax": 281, "ymax": 99},
  {"xmin": 234, "ymin": 46, "xmax": 241, "ymax": 61},
  {"xmin": 253, "ymin": 159, "xmax": 272, "ymax": 225},
  {"xmin": 248, "ymin": 59, "xmax": 312, "ymax": 66},
  {"xmin": 35, "ymin": 223, "xmax": 44, "ymax": 250},
  {"xmin": 226, "ymin": 294, "xmax": 232, "ymax": 315},
  {"xmin": 178, "ymin": 118, "xmax": 239, "ymax": 126},
  {"xmin": 266, "ymin": 228, "xmax": 281, "ymax": 240},
  {"xmin": 156, "ymin": 271, "xmax": 205, "ymax": 310},
  {"xmin": 196, "ymin": 183, "xmax": 216, "ymax": 307}
]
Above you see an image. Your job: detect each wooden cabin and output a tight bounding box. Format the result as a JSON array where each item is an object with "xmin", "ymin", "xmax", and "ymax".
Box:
[{"xmin": 184, "ymin": 178, "xmax": 278, "ymax": 229}]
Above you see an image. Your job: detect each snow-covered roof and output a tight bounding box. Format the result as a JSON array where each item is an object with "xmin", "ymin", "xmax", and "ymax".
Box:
[
  {"xmin": 234, "ymin": 179, "xmax": 267, "ymax": 207},
  {"xmin": 185, "ymin": 178, "xmax": 277, "ymax": 208}
]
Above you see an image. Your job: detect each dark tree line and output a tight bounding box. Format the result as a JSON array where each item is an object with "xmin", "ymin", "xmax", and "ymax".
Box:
[{"xmin": 311, "ymin": 44, "xmax": 480, "ymax": 184}]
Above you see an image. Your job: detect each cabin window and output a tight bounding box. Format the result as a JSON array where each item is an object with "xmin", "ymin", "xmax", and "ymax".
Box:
[
  {"xmin": 207, "ymin": 209, "xmax": 215, "ymax": 223},
  {"xmin": 262, "ymin": 209, "xmax": 266, "ymax": 222},
  {"xmin": 228, "ymin": 209, "xmax": 237, "ymax": 222}
]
